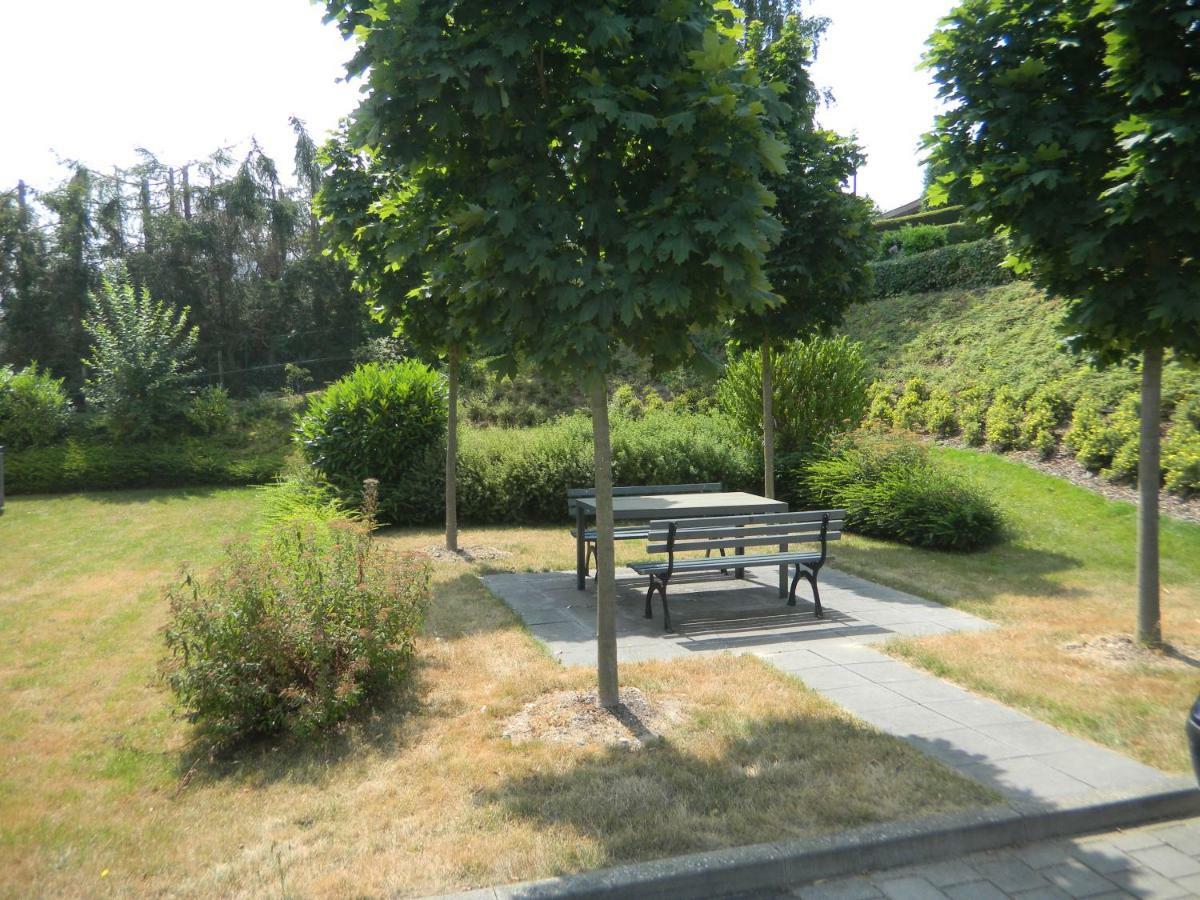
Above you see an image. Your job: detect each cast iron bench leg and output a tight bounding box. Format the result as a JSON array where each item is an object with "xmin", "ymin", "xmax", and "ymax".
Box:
[{"xmin": 576, "ymin": 506, "xmax": 586, "ymax": 589}]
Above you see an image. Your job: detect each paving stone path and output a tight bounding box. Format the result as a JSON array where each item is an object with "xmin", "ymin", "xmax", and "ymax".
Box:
[
  {"xmin": 789, "ymin": 815, "xmax": 1200, "ymax": 899},
  {"xmin": 482, "ymin": 566, "xmax": 1178, "ymax": 807}
]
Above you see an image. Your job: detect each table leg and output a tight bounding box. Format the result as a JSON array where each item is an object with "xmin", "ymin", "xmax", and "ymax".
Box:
[
  {"xmin": 735, "ymin": 545, "xmax": 744, "ymax": 579},
  {"xmin": 576, "ymin": 506, "xmax": 586, "ymax": 590}
]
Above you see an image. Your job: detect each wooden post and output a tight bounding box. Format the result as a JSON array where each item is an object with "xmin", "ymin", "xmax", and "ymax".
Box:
[
  {"xmin": 1136, "ymin": 344, "xmax": 1163, "ymax": 646},
  {"xmin": 445, "ymin": 347, "xmax": 459, "ymax": 553},
  {"xmin": 590, "ymin": 375, "xmax": 619, "ymax": 709}
]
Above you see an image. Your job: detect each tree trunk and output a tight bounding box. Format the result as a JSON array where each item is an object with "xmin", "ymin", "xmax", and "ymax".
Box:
[
  {"xmin": 445, "ymin": 347, "xmax": 459, "ymax": 553},
  {"xmin": 589, "ymin": 375, "xmax": 619, "ymax": 709},
  {"xmin": 762, "ymin": 337, "xmax": 775, "ymax": 499},
  {"xmin": 140, "ymin": 177, "xmax": 153, "ymax": 253},
  {"xmin": 1136, "ymin": 344, "xmax": 1163, "ymax": 646},
  {"xmin": 182, "ymin": 165, "xmax": 192, "ymax": 220}
]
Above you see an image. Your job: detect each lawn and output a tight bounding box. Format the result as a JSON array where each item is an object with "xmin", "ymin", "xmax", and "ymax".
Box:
[
  {"xmin": 0, "ymin": 489, "xmax": 989, "ymax": 898},
  {"xmin": 831, "ymin": 448, "xmax": 1200, "ymax": 773}
]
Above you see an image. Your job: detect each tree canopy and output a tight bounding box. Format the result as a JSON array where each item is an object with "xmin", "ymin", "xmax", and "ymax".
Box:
[{"xmin": 924, "ymin": 0, "xmax": 1200, "ymax": 366}]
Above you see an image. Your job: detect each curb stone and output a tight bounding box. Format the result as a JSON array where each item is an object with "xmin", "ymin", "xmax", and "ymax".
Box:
[{"xmin": 432, "ymin": 779, "xmax": 1200, "ymax": 899}]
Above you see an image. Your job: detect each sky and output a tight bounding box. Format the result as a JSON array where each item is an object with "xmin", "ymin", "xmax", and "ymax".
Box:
[{"xmin": 0, "ymin": 0, "xmax": 954, "ymax": 213}]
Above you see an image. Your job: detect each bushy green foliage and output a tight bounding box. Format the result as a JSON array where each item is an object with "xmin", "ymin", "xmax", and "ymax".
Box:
[
  {"xmin": 884, "ymin": 224, "xmax": 948, "ymax": 257},
  {"xmin": 186, "ymin": 386, "xmax": 233, "ymax": 435},
  {"xmin": 0, "ymin": 364, "xmax": 72, "ymax": 450},
  {"xmin": 1163, "ymin": 424, "xmax": 1200, "ymax": 496},
  {"xmin": 452, "ymin": 411, "xmax": 758, "ymax": 526},
  {"xmin": 1104, "ymin": 396, "xmax": 1141, "ymax": 482},
  {"xmin": 923, "ymin": 387, "xmax": 958, "ymax": 437},
  {"xmin": 873, "ymin": 205, "xmax": 964, "ymax": 232},
  {"xmin": 162, "ymin": 517, "xmax": 431, "ymax": 743},
  {"xmin": 985, "ymin": 388, "xmax": 1025, "ymax": 451},
  {"xmin": 891, "ymin": 378, "xmax": 930, "ymax": 431},
  {"xmin": 1021, "ymin": 387, "xmax": 1066, "ymax": 458},
  {"xmin": 5, "ymin": 437, "xmax": 287, "ymax": 494},
  {"xmin": 296, "ymin": 362, "xmax": 447, "ymax": 524},
  {"xmin": 82, "ymin": 268, "xmax": 199, "ymax": 440},
  {"xmin": 958, "ymin": 388, "xmax": 990, "ymax": 447},
  {"xmin": 1065, "ymin": 396, "xmax": 1119, "ymax": 471},
  {"xmin": 610, "ymin": 384, "xmax": 646, "ymax": 420},
  {"xmin": 802, "ymin": 431, "xmax": 1003, "ymax": 551},
  {"xmin": 716, "ymin": 336, "xmax": 870, "ymax": 456},
  {"xmin": 259, "ymin": 471, "xmax": 356, "ymax": 531},
  {"xmin": 865, "ymin": 381, "xmax": 895, "ymax": 427},
  {"xmin": 869, "ymin": 239, "xmax": 1013, "ymax": 298}
]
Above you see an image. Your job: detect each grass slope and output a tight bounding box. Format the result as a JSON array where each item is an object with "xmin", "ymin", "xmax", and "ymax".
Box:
[
  {"xmin": 831, "ymin": 448, "xmax": 1200, "ymax": 772},
  {"xmin": 841, "ymin": 281, "xmax": 1198, "ymax": 405},
  {"xmin": 0, "ymin": 490, "xmax": 988, "ymax": 897}
]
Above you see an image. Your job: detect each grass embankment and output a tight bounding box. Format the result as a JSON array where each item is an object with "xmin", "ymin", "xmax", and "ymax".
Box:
[
  {"xmin": 0, "ymin": 489, "xmax": 988, "ymax": 897},
  {"xmin": 831, "ymin": 448, "xmax": 1200, "ymax": 773},
  {"xmin": 841, "ymin": 281, "xmax": 1198, "ymax": 404}
]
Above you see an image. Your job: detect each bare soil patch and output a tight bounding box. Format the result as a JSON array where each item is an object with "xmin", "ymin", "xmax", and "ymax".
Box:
[
  {"xmin": 1061, "ymin": 633, "xmax": 1200, "ymax": 672},
  {"xmin": 422, "ymin": 544, "xmax": 513, "ymax": 563},
  {"xmin": 502, "ymin": 687, "xmax": 686, "ymax": 750}
]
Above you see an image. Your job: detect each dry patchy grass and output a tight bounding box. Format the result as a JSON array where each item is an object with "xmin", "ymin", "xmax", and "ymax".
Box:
[{"xmin": 0, "ymin": 490, "xmax": 991, "ymax": 898}]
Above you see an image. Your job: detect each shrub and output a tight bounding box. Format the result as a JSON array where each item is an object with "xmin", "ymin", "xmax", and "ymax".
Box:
[
  {"xmin": 865, "ymin": 381, "xmax": 895, "ymax": 427},
  {"xmin": 958, "ymin": 388, "xmax": 991, "ymax": 447},
  {"xmin": 869, "ymin": 238, "xmax": 1013, "ymax": 298},
  {"xmin": 891, "ymin": 224, "xmax": 949, "ymax": 257},
  {"xmin": 1065, "ymin": 395, "xmax": 1119, "ymax": 471},
  {"xmin": 1104, "ymin": 396, "xmax": 1141, "ymax": 482},
  {"xmin": 610, "ymin": 383, "xmax": 645, "ymax": 419},
  {"xmin": 4, "ymin": 436, "xmax": 287, "ymax": 494},
  {"xmin": 186, "ymin": 385, "xmax": 233, "ymax": 435},
  {"xmin": 453, "ymin": 411, "xmax": 757, "ymax": 525},
  {"xmin": 802, "ymin": 431, "xmax": 1003, "ymax": 551},
  {"xmin": 716, "ymin": 335, "xmax": 870, "ymax": 457},
  {"xmin": 923, "ymin": 388, "xmax": 958, "ymax": 437},
  {"xmin": 296, "ymin": 362, "xmax": 447, "ymax": 524},
  {"xmin": 1020, "ymin": 387, "xmax": 1066, "ymax": 458},
  {"xmin": 985, "ymin": 387, "xmax": 1025, "ymax": 451},
  {"xmin": 873, "ymin": 204, "xmax": 964, "ymax": 232},
  {"xmin": 282, "ymin": 362, "xmax": 313, "ymax": 395},
  {"xmin": 0, "ymin": 364, "xmax": 72, "ymax": 450},
  {"xmin": 1164, "ymin": 422, "xmax": 1200, "ymax": 495},
  {"xmin": 162, "ymin": 513, "xmax": 431, "ymax": 743},
  {"xmin": 259, "ymin": 470, "xmax": 356, "ymax": 531},
  {"xmin": 891, "ymin": 378, "xmax": 930, "ymax": 431},
  {"xmin": 82, "ymin": 266, "xmax": 199, "ymax": 440}
]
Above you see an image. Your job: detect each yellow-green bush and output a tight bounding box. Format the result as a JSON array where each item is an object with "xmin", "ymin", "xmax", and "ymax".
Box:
[
  {"xmin": 891, "ymin": 378, "xmax": 930, "ymax": 432},
  {"xmin": 985, "ymin": 388, "xmax": 1025, "ymax": 451},
  {"xmin": 923, "ymin": 387, "xmax": 958, "ymax": 437}
]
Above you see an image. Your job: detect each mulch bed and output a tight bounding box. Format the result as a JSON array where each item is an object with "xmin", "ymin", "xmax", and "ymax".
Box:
[{"xmin": 502, "ymin": 687, "xmax": 686, "ymax": 750}]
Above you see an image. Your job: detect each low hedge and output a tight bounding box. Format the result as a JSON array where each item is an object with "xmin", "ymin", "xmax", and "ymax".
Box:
[
  {"xmin": 873, "ymin": 205, "xmax": 964, "ymax": 232},
  {"xmin": 869, "ymin": 238, "xmax": 1013, "ymax": 298},
  {"xmin": 5, "ymin": 437, "xmax": 288, "ymax": 494}
]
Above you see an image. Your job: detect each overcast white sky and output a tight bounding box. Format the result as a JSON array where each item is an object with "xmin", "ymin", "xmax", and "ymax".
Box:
[{"xmin": 0, "ymin": 0, "xmax": 953, "ymax": 212}]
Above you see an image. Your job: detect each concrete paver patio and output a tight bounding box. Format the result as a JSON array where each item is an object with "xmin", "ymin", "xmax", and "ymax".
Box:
[{"xmin": 482, "ymin": 566, "xmax": 1178, "ymax": 807}]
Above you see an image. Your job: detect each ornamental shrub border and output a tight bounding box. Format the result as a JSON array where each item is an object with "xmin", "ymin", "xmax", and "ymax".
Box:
[{"xmin": 869, "ymin": 238, "xmax": 1014, "ymax": 298}]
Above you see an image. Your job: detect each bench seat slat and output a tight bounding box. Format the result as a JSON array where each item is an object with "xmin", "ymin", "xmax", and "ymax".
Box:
[
  {"xmin": 648, "ymin": 521, "xmax": 841, "ymax": 541},
  {"xmin": 647, "ymin": 531, "xmax": 841, "ymax": 554},
  {"xmin": 647, "ymin": 509, "xmax": 845, "ymax": 531},
  {"xmin": 631, "ymin": 551, "xmax": 824, "ymax": 575}
]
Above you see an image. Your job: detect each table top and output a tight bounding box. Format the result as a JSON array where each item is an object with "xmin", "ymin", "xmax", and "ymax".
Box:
[{"xmin": 574, "ymin": 491, "xmax": 786, "ymax": 520}]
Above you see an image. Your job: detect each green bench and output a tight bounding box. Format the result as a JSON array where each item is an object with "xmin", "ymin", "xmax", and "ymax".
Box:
[{"xmin": 631, "ymin": 510, "xmax": 845, "ymax": 631}]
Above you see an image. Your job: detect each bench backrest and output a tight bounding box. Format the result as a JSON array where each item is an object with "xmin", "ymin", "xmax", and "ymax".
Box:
[
  {"xmin": 566, "ymin": 482, "xmax": 723, "ymax": 515},
  {"xmin": 647, "ymin": 510, "xmax": 846, "ymax": 554}
]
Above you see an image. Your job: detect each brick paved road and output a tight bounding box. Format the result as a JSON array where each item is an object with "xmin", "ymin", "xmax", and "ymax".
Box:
[{"xmin": 790, "ymin": 816, "xmax": 1200, "ymax": 899}]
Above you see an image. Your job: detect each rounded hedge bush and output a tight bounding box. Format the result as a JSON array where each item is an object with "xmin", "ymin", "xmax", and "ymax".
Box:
[
  {"xmin": 0, "ymin": 364, "xmax": 72, "ymax": 450},
  {"xmin": 296, "ymin": 362, "xmax": 447, "ymax": 524},
  {"xmin": 803, "ymin": 431, "xmax": 1003, "ymax": 551}
]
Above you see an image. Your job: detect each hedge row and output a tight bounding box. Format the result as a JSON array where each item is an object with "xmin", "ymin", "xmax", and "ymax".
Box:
[
  {"xmin": 873, "ymin": 205, "xmax": 964, "ymax": 232},
  {"xmin": 4, "ymin": 438, "xmax": 288, "ymax": 494},
  {"xmin": 869, "ymin": 238, "xmax": 1014, "ymax": 298}
]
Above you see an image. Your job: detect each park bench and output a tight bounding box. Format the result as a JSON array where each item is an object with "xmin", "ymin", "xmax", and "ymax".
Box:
[
  {"xmin": 631, "ymin": 509, "xmax": 845, "ymax": 631},
  {"xmin": 568, "ymin": 483, "xmax": 724, "ymax": 576}
]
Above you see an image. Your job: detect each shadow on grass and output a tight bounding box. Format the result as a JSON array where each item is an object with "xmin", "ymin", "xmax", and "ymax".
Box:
[
  {"xmin": 480, "ymin": 713, "xmax": 1025, "ymax": 869},
  {"xmin": 172, "ymin": 662, "xmax": 432, "ymax": 792},
  {"xmin": 837, "ymin": 539, "xmax": 1086, "ymax": 609}
]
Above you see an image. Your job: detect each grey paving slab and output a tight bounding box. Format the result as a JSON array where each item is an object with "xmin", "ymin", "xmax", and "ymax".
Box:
[
  {"xmin": 798, "ymin": 818, "xmax": 1200, "ymax": 900},
  {"xmin": 481, "ymin": 567, "xmax": 1179, "ymax": 810},
  {"xmin": 876, "ymin": 875, "xmax": 948, "ymax": 899}
]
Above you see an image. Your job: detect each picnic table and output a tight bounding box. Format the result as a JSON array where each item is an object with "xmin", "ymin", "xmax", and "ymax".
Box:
[{"xmin": 573, "ymin": 490, "xmax": 788, "ymax": 591}]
